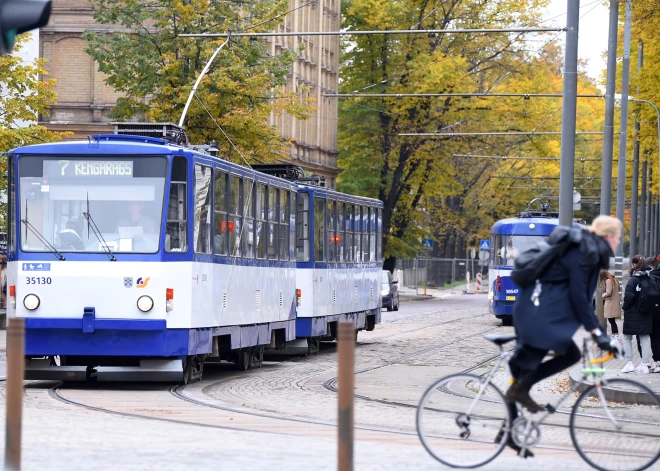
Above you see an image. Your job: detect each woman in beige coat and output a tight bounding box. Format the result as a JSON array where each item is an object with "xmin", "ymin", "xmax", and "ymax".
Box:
[{"xmin": 600, "ymin": 270, "xmax": 621, "ymax": 338}]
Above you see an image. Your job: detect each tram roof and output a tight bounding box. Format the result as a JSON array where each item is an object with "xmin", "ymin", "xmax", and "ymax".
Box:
[
  {"xmin": 296, "ymin": 184, "xmax": 383, "ymax": 206},
  {"xmin": 9, "ymin": 135, "xmax": 184, "ymax": 155},
  {"xmin": 491, "ymin": 217, "xmax": 582, "ymax": 235}
]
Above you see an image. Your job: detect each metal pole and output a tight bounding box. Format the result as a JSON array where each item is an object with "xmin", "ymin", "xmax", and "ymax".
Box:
[
  {"xmin": 5, "ymin": 318, "xmax": 25, "ymax": 471},
  {"xmin": 640, "ymin": 160, "xmax": 647, "ymax": 254},
  {"xmin": 656, "ymin": 196, "xmax": 660, "ymax": 255},
  {"xmin": 600, "ymin": 0, "xmax": 618, "ymax": 215},
  {"xmin": 631, "ymin": 146, "xmax": 640, "ymax": 256},
  {"xmin": 631, "ymin": 41, "xmax": 644, "ymax": 257},
  {"xmin": 558, "ymin": 0, "xmax": 580, "ymax": 227},
  {"xmin": 399, "ymin": 131, "xmax": 605, "ymax": 137},
  {"xmin": 337, "ymin": 322, "xmax": 355, "ymax": 471},
  {"xmin": 616, "ymin": 0, "xmax": 632, "ymax": 257},
  {"xmin": 651, "ymin": 195, "xmax": 656, "ymax": 256}
]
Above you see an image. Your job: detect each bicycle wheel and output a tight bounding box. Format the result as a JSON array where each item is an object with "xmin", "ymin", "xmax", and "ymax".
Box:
[
  {"xmin": 570, "ymin": 378, "xmax": 660, "ymax": 471},
  {"xmin": 416, "ymin": 373, "xmax": 510, "ymax": 468}
]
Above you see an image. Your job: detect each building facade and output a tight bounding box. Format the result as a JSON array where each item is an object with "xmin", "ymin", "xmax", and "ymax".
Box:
[{"xmin": 39, "ymin": 0, "xmax": 341, "ymax": 185}]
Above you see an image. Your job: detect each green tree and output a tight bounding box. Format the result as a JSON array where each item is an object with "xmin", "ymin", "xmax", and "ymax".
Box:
[
  {"xmin": 1, "ymin": 35, "xmax": 69, "ymax": 226},
  {"xmin": 83, "ymin": 0, "xmax": 315, "ymax": 163},
  {"xmin": 338, "ymin": 0, "xmax": 605, "ymax": 268}
]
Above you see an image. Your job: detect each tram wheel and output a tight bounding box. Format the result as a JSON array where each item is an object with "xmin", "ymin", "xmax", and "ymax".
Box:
[{"xmin": 236, "ymin": 350, "xmax": 250, "ymax": 371}]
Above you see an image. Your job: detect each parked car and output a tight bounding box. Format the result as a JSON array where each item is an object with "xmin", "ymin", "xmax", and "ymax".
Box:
[{"xmin": 381, "ymin": 270, "xmax": 400, "ymax": 311}]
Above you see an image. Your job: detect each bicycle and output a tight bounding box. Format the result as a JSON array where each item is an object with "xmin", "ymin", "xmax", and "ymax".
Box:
[{"xmin": 416, "ymin": 334, "xmax": 660, "ymax": 471}]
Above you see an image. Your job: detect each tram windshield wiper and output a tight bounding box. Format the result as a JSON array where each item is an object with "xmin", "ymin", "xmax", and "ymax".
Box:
[
  {"xmin": 21, "ymin": 200, "xmax": 65, "ymax": 261},
  {"xmin": 83, "ymin": 193, "xmax": 116, "ymax": 261}
]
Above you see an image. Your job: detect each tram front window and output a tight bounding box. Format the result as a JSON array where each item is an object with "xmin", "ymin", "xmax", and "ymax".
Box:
[
  {"xmin": 18, "ymin": 156, "xmax": 167, "ymax": 254},
  {"xmin": 494, "ymin": 235, "xmax": 547, "ymax": 267}
]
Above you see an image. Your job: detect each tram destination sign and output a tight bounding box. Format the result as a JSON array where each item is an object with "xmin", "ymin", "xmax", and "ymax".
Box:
[{"xmin": 44, "ymin": 160, "xmax": 134, "ymax": 178}]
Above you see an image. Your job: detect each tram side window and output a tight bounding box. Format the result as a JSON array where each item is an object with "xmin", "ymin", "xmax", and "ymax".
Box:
[
  {"xmin": 328, "ymin": 199, "xmax": 336, "ymax": 262},
  {"xmin": 314, "ymin": 197, "xmax": 325, "ymax": 262},
  {"xmin": 255, "ymin": 182, "xmax": 266, "ymax": 259},
  {"xmin": 243, "ymin": 179, "xmax": 255, "ymax": 258},
  {"xmin": 279, "ymin": 189, "xmax": 289, "ymax": 261},
  {"xmin": 338, "ymin": 202, "xmax": 345, "ymax": 262},
  {"xmin": 353, "ymin": 205, "xmax": 361, "ymax": 262},
  {"xmin": 345, "ymin": 204, "xmax": 353, "ymax": 263},
  {"xmin": 229, "ymin": 174, "xmax": 241, "ymax": 257},
  {"xmin": 268, "ymin": 186, "xmax": 278, "ymax": 260},
  {"xmin": 289, "ymin": 191, "xmax": 296, "ymax": 260},
  {"xmin": 166, "ymin": 156, "xmax": 188, "ymax": 252},
  {"xmin": 377, "ymin": 208, "xmax": 382, "ymax": 262},
  {"xmin": 193, "ymin": 164, "xmax": 212, "ymax": 254},
  {"xmin": 296, "ymin": 192, "xmax": 310, "ymax": 262},
  {"xmin": 361, "ymin": 206, "xmax": 369, "ymax": 262},
  {"xmin": 214, "ymin": 170, "xmax": 228, "ymax": 255},
  {"xmin": 369, "ymin": 207, "xmax": 376, "ymax": 262}
]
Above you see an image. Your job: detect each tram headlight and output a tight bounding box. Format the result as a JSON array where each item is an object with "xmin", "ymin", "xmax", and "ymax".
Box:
[
  {"xmin": 137, "ymin": 295, "xmax": 154, "ymax": 312},
  {"xmin": 23, "ymin": 294, "xmax": 40, "ymax": 311}
]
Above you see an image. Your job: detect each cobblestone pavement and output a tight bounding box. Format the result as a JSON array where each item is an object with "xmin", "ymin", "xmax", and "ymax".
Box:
[{"xmin": 0, "ymin": 295, "xmax": 644, "ymax": 470}]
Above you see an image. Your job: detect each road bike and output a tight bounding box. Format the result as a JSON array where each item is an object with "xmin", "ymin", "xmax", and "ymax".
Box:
[{"xmin": 416, "ymin": 334, "xmax": 660, "ymax": 471}]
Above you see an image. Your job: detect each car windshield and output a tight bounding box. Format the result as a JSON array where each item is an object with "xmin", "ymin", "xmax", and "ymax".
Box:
[
  {"xmin": 19, "ymin": 156, "xmax": 167, "ymax": 254},
  {"xmin": 493, "ymin": 234, "xmax": 548, "ymax": 266},
  {"xmin": 382, "ymin": 271, "xmax": 390, "ymax": 284}
]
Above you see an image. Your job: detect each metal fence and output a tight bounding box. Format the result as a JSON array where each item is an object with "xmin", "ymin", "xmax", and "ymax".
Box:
[{"xmin": 396, "ymin": 257, "xmax": 488, "ymax": 290}]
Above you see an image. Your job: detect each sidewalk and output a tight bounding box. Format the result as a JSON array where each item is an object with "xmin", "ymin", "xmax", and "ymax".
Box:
[
  {"xmin": 398, "ymin": 285, "xmax": 485, "ymax": 303},
  {"xmin": 569, "ymin": 323, "xmax": 660, "ymax": 402}
]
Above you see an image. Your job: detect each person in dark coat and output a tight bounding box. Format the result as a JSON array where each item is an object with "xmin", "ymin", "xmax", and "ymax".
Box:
[
  {"xmin": 506, "ymin": 215, "xmax": 622, "ymax": 413},
  {"xmin": 649, "ymin": 258, "xmax": 660, "ymax": 373},
  {"xmin": 622, "ymin": 256, "xmax": 655, "ymax": 374}
]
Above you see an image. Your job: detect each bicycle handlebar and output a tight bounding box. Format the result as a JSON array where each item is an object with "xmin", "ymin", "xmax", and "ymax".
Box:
[{"xmin": 589, "ymin": 352, "xmax": 614, "ymax": 365}]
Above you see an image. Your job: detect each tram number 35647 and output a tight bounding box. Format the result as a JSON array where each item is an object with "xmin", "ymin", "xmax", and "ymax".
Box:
[{"xmin": 26, "ymin": 277, "xmax": 52, "ymax": 285}]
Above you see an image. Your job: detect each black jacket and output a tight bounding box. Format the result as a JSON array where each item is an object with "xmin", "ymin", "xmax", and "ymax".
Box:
[
  {"xmin": 648, "ymin": 269, "xmax": 660, "ymax": 320},
  {"xmin": 512, "ymin": 229, "xmax": 612, "ymax": 354},
  {"xmin": 623, "ymin": 270, "xmax": 654, "ymax": 335}
]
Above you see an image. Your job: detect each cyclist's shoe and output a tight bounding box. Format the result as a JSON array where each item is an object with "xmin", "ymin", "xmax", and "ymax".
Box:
[
  {"xmin": 494, "ymin": 429, "xmax": 535, "ymax": 459},
  {"xmin": 504, "ymin": 382, "xmax": 544, "ymax": 413}
]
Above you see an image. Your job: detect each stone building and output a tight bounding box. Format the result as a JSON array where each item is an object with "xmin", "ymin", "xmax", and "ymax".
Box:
[{"xmin": 39, "ymin": 0, "xmax": 341, "ymax": 185}]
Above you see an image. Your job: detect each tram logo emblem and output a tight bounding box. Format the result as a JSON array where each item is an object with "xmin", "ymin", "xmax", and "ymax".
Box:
[
  {"xmin": 136, "ymin": 277, "xmax": 150, "ymax": 288},
  {"xmin": 124, "ymin": 277, "xmax": 133, "ymax": 288}
]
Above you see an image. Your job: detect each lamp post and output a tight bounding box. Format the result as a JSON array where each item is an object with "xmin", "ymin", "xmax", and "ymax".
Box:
[{"xmin": 629, "ymin": 98, "xmax": 660, "ymax": 195}]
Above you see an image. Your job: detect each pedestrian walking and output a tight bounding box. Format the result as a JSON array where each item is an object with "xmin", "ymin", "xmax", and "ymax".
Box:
[
  {"xmin": 599, "ymin": 270, "xmax": 621, "ymax": 339},
  {"xmin": 621, "ymin": 255, "xmax": 655, "ymax": 375},
  {"xmin": 646, "ymin": 257, "xmax": 660, "ymax": 373}
]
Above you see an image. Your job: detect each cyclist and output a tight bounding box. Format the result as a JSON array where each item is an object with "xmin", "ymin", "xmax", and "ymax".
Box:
[{"xmin": 506, "ymin": 215, "xmax": 623, "ymax": 413}]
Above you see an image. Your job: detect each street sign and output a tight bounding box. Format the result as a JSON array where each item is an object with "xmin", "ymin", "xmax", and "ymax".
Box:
[
  {"xmin": 478, "ymin": 250, "xmax": 490, "ymax": 261},
  {"xmin": 479, "ymin": 239, "xmax": 490, "ymax": 251},
  {"xmin": 421, "ymin": 238, "xmax": 434, "ymax": 251}
]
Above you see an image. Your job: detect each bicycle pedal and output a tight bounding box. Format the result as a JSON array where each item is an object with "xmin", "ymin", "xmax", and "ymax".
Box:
[{"xmin": 544, "ymin": 403, "xmax": 555, "ymax": 413}]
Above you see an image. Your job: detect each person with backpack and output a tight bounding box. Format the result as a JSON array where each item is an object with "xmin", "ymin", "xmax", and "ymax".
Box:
[
  {"xmin": 620, "ymin": 255, "xmax": 654, "ymax": 375},
  {"xmin": 600, "ymin": 270, "xmax": 621, "ymax": 338},
  {"xmin": 506, "ymin": 215, "xmax": 622, "ymax": 413},
  {"xmin": 645, "ymin": 257, "xmax": 660, "ymax": 373}
]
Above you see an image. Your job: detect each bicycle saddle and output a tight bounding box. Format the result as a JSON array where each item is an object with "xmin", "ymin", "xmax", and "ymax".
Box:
[{"xmin": 484, "ymin": 334, "xmax": 518, "ymax": 346}]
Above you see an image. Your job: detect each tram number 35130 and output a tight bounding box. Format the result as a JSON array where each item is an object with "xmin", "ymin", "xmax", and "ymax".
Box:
[{"xmin": 26, "ymin": 277, "xmax": 52, "ymax": 285}]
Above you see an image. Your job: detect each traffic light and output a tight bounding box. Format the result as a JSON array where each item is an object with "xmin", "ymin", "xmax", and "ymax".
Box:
[{"xmin": 0, "ymin": 0, "xmax": 51, "ymax": 54}]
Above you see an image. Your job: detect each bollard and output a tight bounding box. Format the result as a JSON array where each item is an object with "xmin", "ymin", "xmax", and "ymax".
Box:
[
  {"xmin": 466, "ymin": 271, "xmax": 471, "ymax": 294},
  {"xmin": 5, "ymin": 318, "xmax": 25, "ymax": 471},
  {"xmin": 476, "ymin": 272, "xmax": 482, "ymax": 292},
  {"xmin": 337, "ymin": 322, "xmax": 355, "ymax": 471}
]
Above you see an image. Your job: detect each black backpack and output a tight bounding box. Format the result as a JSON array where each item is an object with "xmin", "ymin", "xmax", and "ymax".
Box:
[
  {"xmin": 510, "ymin": 226, "xmax": 582, "ymax": 288},
  {"xmin": 636, "ymin": 275, "xmax": 660, "ymax": 313}
]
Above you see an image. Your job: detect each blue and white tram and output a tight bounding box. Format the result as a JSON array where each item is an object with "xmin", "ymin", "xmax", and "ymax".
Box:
[
  {"xmin": 294, "ymin": 185, "xmax": 382, "ymax": 352},
  {"xmin": 488, "ymin": 204, "xmax": 581, "ymax": 326},
  {"xmin": 4, "ymin": 133, "xmax": 381, "ymax": 383}
]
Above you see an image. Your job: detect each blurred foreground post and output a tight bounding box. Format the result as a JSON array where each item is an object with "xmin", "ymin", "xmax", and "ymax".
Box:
[
  {"xmin": 5, "ymin": 318, "xmax": 25, "ymax": 471},
  {"xmin": 337, "ymin": 322, "xmax": 355, "ymax": 471}
]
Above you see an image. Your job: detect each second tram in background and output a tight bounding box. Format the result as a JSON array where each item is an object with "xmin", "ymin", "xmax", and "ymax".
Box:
[{"xmin": 488, "ymin": 200, "xmax": 582, "ymax": 326}]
